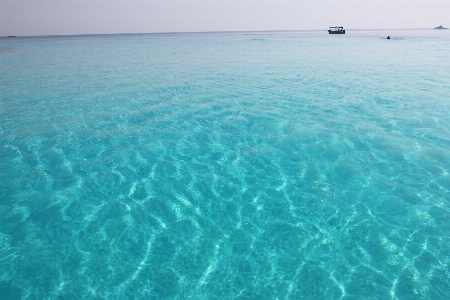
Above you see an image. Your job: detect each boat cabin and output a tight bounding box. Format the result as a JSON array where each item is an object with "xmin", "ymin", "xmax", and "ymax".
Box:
[{"xmin": 328, "ymin": 27, "xmax": 345, "ymax": 34}]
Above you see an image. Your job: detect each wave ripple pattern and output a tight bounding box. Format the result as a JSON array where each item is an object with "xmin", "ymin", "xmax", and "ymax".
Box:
[{"xmin": 1, "ymin": 30, "xmax": 450, "ymax": 299}]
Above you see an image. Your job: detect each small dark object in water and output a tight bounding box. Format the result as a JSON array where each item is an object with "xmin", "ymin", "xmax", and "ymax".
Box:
[
  {"xmin": 8, "ymin": 36, "xmax": 17, "ymax": 38},
  {"xmin": 328, "ymin": 26, "xmax": 345, "ymax": 34},
  {"xmin": 387, "ymin": 36, "xmax": 390, "ymax": 39}
]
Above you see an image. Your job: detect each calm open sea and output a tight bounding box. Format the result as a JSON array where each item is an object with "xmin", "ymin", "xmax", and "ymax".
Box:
[{"xmin": 1, "ymin": 29, "xmax": 450, "ymax": 299}]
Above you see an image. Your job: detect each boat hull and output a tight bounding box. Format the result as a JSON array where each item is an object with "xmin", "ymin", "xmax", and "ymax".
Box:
[{"xmin": 328, "ymin": 30, "xmax": 345, "ymax": 34}]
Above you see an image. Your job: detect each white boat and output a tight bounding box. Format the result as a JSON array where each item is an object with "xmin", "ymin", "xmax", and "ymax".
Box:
[{"xmin": 328, "ymin": 26, "xmax": 345, "ymax": 34}]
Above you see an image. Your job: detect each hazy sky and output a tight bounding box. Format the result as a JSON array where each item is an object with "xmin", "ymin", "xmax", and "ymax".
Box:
[{"xmin": 1, "ymin": 1, "xmax": 450, "ymax": 36}]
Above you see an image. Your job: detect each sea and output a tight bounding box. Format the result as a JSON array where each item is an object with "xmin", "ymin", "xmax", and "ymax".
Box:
[{"xmin": 1, "ymin": 29, "xmax": 449, "ymax": 299}]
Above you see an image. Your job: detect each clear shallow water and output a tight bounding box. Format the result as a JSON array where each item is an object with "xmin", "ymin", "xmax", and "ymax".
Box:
[{"xmin": 1, "ymin": 29, "xmax": 450, "ymax": 299}]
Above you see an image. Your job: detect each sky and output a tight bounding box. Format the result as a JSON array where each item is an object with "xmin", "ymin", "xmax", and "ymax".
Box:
[{"xmin": 1, "ymin": 1, "xmax": 450, "ymax": 36}]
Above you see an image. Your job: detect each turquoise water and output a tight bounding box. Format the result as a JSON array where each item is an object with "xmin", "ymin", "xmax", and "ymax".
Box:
[{"xmin": 1, "ymin": 29, "xmax": 450, "ymax": 299}]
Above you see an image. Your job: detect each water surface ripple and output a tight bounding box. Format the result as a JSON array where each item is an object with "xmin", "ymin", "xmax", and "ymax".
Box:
[{"xmin": 1, "ymin": 30, "xmax": 450, "ymax": 299}]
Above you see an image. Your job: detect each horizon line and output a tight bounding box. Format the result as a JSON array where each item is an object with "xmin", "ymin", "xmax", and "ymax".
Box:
[{"xmin": 1, "ymin": 28, "xmax": 439, "ymax": 38}]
